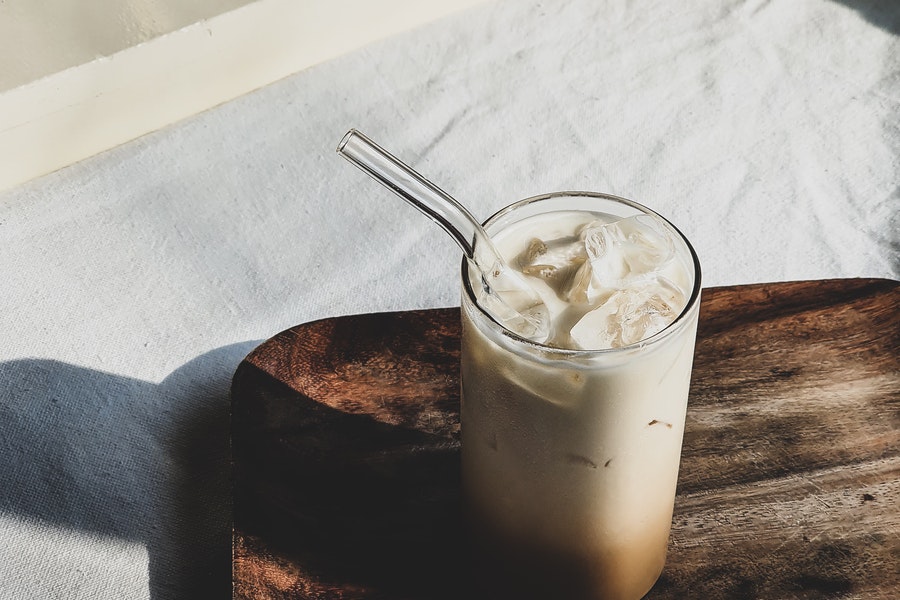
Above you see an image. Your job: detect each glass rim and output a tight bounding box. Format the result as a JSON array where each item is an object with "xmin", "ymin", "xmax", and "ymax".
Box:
[{"xmin": 461, "ymin": 190, "xmax": 703, "ymax": 357}]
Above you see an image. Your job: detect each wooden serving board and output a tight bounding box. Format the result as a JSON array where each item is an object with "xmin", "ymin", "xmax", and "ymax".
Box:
[{"xmin": 231, "ymin": 279, "xmax": 899, "ymax": 599}]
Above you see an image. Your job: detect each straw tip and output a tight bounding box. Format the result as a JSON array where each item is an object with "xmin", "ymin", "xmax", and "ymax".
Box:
[{"xmin": 337, "ymin": 129, "xmax": 359, "ymax": 154}]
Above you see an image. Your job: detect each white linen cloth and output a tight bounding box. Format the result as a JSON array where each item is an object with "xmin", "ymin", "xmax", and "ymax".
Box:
[{"xmin": 1, "ymin": 0, "xmax": 897, "ymax": 598}]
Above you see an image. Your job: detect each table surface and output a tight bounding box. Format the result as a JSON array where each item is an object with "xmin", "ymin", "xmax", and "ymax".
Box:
[
  {"xmin": 1, "ymin": 1, "xmax": 899, "ymax": 598},
  {"xmin": 232, "ymin": 279, "xmax": 899, "ymax": 599}
]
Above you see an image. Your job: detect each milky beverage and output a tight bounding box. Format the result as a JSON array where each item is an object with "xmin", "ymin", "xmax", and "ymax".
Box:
[{"xmin": 460, "ymin": 193, "xmax": 700, "ymax": 599}]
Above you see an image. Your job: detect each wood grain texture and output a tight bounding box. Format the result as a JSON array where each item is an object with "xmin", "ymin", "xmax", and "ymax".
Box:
[{"xmin": 232, "ymin": 279, "xmax": 899, "ymax": 599}]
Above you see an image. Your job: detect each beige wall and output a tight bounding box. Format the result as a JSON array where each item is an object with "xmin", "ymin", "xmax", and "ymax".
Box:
[{"xmin": 0, "ymin": 0, "xmax": 489, "ymax": 191}]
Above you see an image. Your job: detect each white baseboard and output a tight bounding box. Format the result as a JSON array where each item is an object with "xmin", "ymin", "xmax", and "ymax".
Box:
[{"xmin": 0, "ymin": 0, "xmax": 488, "ymax": 192}]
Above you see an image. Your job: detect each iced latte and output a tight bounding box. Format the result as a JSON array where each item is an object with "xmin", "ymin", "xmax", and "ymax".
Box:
[{"xmin": 460, "ymin": 192, "xmax": 701, "ymax": 599}]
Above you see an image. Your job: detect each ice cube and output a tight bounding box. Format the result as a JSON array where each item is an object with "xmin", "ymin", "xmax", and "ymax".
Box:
[
  {"xmin": 477, "ymin": 262, "xmax": 551, "ymax": 343},
  {"xmin": 579, "ymin": 214, "xmax": 676, "ymax": 290},
  {"xmin": 478, "ymin": 287, "xmax": 550, "ymax": 342},
  {"xmin": 569, "ymin": 278, "xmax": 685, "ymax": 349},
  {"xmin": 516, "ymin": 236, "xmax": 587, "ymax": 295},
  {"xmin": 564, "ymin": 257, "xmax": 626, "ymax": 305}
]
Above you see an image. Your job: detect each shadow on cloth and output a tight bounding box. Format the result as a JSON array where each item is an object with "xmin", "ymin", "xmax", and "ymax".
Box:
[
  {"xmin": 829, "ymin": 0, "xmax": 900, "ymax": 34},
  {"xmin": 0, "ymin": 340, "xmax": 259, "ymax": 599}
]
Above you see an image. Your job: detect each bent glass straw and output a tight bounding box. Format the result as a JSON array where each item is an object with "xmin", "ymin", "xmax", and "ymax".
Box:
[{"xmin": 336, "ymin": 129, "xmax": 547, "ymax": 339}]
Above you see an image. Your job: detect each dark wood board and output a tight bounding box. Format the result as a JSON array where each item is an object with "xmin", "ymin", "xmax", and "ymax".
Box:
[{"xmin": 231, "ymin": 278, "xmax": 900, "ymax": 599}]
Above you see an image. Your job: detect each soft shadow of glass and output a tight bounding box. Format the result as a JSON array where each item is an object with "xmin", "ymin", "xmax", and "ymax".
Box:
[
  {"xmin": 828, "ymin": 0, "xmax": 900, "ymax": 34},
  {"xmin": 0, "ymin": 340, "xmax": 259, "ymax": 600}
]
